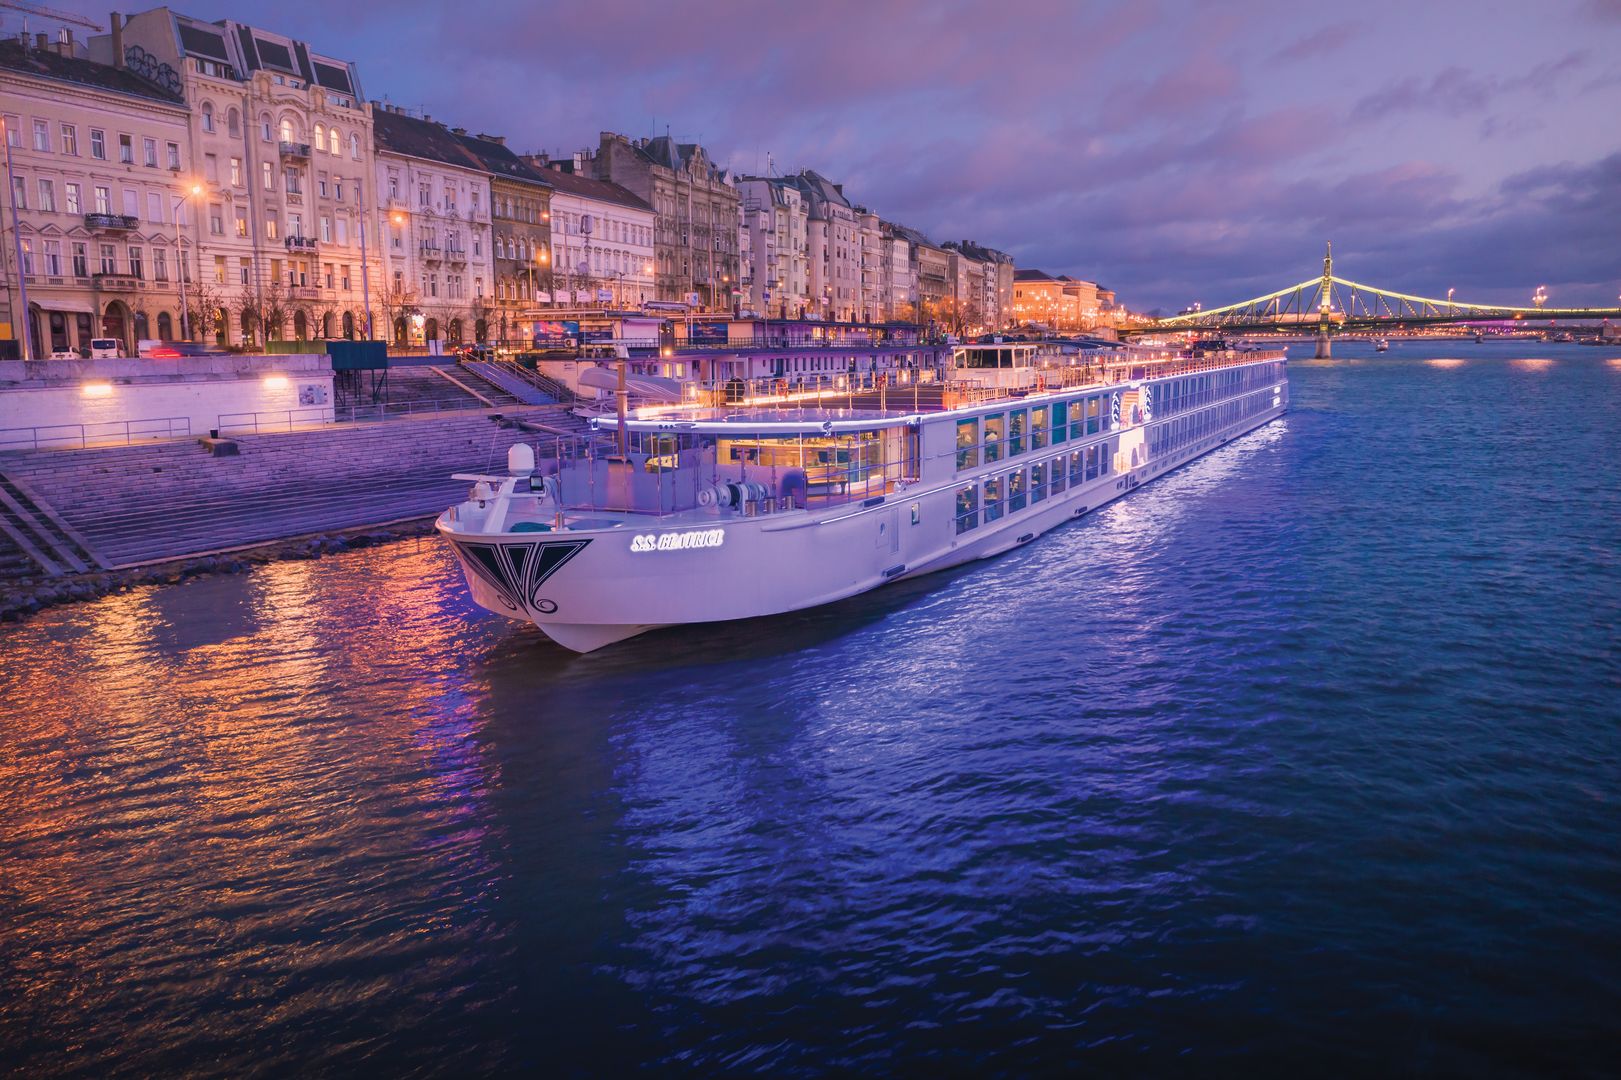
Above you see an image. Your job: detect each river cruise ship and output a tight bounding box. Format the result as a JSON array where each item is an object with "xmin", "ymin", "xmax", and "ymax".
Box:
[{"xmin": 437, "ymin": 344, "xmax": 1289, "ymax": 652}]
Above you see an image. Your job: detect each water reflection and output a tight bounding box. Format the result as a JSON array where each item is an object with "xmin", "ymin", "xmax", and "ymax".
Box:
[
  {"xmin": 2, "ymin": 346, "xmax": 1619, "ymax": 1075},
  {"xmin": 1426, "ymin": 358, "xmax": 1466, "ymax": 368}
]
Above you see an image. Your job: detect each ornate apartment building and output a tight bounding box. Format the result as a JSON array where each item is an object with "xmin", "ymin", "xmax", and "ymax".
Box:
[
  {"xmin": 372, "ymin": 107, "xmax": 493, "ymax": 346},
  {"xmin": 91, "ymin": 9, "xmax": 381, "ymax": 346},
  {"xmin": 522, "ymin": 159, "xmax": 655, "ymax": 308},
  {"xmin": 1, "ymin": 34, "xmax": 191, "ymax": 357},
  {"xmin": 590, "ymin": 133, "xmax": 740, "ymax": 310},
  {"xmin": 455, "ymin": 132, "xmax": 550, "ymax": 341},
  {"xmin": 737, "ymin": 176, "xmax": 808, "ymax": 319}
]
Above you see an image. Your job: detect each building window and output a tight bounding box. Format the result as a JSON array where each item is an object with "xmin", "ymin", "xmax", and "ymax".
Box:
[
  {"xmin": 204, "ymin": 153, "xmax": 218, "ymax": 181},
  {"xmin": 99, "ymin": 244, "xmax": 116, "ymax": 275},
  {"xmin": 214, "ymin": 255, "xmax": 225, "ymax": 283},
  {"xmin": 71, "ymin": 242, "xmax": 87, "ymax": 277},
  {"xmin": 65, "ymin": 182, "xmax": 81, "ymax": 214},
  {"xmin": 166, "ymin": 142, "xmax": 180, "ymax": 169},
  {"xmin": 144, "ymin": 137, "xmax": 157, "ymax": 167},
  {"xmin": 262, "ymin": 161, "xmax": 274, "ymax": 190},
  {"xmin": 154, "ymin": 249, "xmax": 168, "ymax": 281},
  {"xmin": 201, "ymin": 103, "xmax": 214, "ymax": 132},
  {"xmin": 349, "ymin": 132, "xmax": 360, "ymax": 159},
  {"xmin": 94, "ymin": 185, "xmax": 110, "ymax": 213},
  {"xmin": 335, "ymin": 217, "xmax": 347, "ymax": 245},
  {"xmin": 90, "ymin": 128, "xmax": 105, "ymax": 159},
  {"xmin": 230, "ymin": 157, "xmax": 242, "ymax": 186},
  {"xmin": 239, "ymin": 257, "xmax": 251, "ymax": 285},
  {"xmin": 314, "ymin": 123, "xmax": 324, "ymax": 151},
  {"xmin": 328, "ymin": 128, "xmax": 339, "ymax": 156},
  {"xmin": 260, "ymin": 115, "xmax": 272, "ymax": 142},
  {"xmin": 319, "ymin": 216, "xmax": 331, "ymax": 242},
  {"xmin": 2, "ymin": 116, "xmax": 18, "ymax": 148},
  {"xmin": 146, "ymin": 192, "xmax": 162, "ymax": 222},
  {"xmin": 279, "ymin": 118, "xmax": 294, "ymax": 143},
  {"xmin": 227, "ymin": 108, "xmax": 240, "ymax": 138},
  {"xmin": 32, "ymin": 119, "xmax": 50, "ymax": 151},
  {"xmin": 118, "ymin": 133, "xmax": 133, "ymax": 163},
  {"xmin": 317, "ymin": 177, "xmax": 328, "ymax": 198},
  {"xmin": 209, "ymin": 204, "xmax": 223, "ymax": 235},
  {"xmin": 128, "ymin": 246, "xmax": 143, "ymax": 279},
  {"xmin": 265, "ymin": 212, "xmax": 279, "ymax": 240},
  {"xmin": 36, "ymin": 178, "xmax": 55, "ymax": 212},
  {"xmin": 234, "ymin": 206, "xmax": 248, "ymax": 237},
  {"xmin": 58, "ymin": 123, "xmax": 77, "ymax": 155},
  {"xmin": 18, "ymin": 237, "xmax": 32, "ymax": 275},
  {"xmin": 41, "ymin": 239, "xmax": 61, "ymax": 276}
]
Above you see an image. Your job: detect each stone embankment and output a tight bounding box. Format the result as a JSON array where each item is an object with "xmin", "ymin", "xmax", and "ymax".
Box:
[{"xmin": 0, "ymin": 402, "xmax": 595, "ymax": 622}]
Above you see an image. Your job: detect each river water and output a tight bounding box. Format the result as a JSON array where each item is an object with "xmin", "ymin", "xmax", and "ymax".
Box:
[{"xmin": 3, "ymin": 340, "xmax": 1618, "ymax": 1075}]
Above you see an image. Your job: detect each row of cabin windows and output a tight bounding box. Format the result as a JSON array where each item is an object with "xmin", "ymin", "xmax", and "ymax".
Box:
[
  {"xmin": 1151, "ymin": 361, "xmax": 1282, "ymax": 420},
  {"xmin": 955, "ymin": 394, "xmax": 1115, "ymax": 470},
  {"xmin": 1147, "ymin": 387, "xmax": 1277, "ymax": 458},
  {"xmin": 955, "ymin": 441, "xmax": 1116, "ymax": 534}
]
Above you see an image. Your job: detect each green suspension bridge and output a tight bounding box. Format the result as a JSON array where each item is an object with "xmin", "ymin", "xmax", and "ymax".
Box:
[{"xmin": 1145, "ymin": 244, "xmax": 1620, "ymax": 356}]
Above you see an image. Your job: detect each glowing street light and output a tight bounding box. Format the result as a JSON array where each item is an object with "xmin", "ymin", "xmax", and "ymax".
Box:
[{"xmin": 174, "ymin": 182, "xmax": 206, "ymax": 341}]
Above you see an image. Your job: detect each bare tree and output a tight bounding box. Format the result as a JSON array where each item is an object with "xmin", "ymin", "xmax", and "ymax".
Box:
[{"xmin": 379, "ymin": 279, "xmax": 420, "ymax": 344}]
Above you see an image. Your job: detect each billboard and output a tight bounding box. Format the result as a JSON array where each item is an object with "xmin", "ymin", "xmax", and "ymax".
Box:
[
  {"xmin": 533, "ymin": 320, "xmax": 580, "ymax": 346},
  {"xmin": 688, "ymin": 321, "xmax": 729, "ymax": 345}
]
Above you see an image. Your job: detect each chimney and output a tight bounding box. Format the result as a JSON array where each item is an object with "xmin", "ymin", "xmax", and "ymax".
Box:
[
  {"xmin": 35, "ymin": 32, "xmax": 49, "ymax": 50},
  {"xmin": 110, "ymin": 12, "xmax": 124, "ymax": 69},
  {"xmin": 56, "ymin": 28, "xmax": 74, "ymax": 56}
]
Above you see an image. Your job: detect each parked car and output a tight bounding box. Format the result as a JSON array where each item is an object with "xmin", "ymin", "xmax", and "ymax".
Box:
[
  {"xmin": 48, "ymin": 349, "xmax": 82, "ymax": 360},
  {"xmin": 89, "ymin": 338, "xmax": 123, "ymax": 359},
  {"xmin": 456, "ymin": 344, "xmax": 495, "ymax": 363}
]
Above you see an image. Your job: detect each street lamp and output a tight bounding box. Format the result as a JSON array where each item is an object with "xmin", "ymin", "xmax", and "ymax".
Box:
[
  {"xmin": 1447, "ymin": 287, "xmax": 1455, "ymax": 308},
  {"xmin": 173, "ymin": 182, "xmax": 203, "ymax": 341}
]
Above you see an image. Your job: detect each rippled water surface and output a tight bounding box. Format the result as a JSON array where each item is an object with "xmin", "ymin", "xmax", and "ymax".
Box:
[{"xmin": 3, "ymin": 341, "xmax": 1619, "ymax": 1075}]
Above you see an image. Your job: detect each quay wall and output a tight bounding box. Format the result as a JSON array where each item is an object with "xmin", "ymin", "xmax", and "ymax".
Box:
[{"xmin": 0, "ymin": 354, "xmax": 335, "ymax": 443}]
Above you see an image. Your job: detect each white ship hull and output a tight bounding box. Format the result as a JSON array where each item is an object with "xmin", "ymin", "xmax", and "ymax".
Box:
[{"xmin": 439, "ymin": 355, "xmax": 1288, "ymax": 652}]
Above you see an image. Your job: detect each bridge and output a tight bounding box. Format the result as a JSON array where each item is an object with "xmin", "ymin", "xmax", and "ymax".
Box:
[{"xmin": 1146, "ymin": 244, "xmax": 1620, "ymax": 356}]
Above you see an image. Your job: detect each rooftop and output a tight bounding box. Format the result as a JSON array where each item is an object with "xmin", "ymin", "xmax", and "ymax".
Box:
[{"xmin": 0, "ymin": 38, "xmax": 184, "ymax": 105}]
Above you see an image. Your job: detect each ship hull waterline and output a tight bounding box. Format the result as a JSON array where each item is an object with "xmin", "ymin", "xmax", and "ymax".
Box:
[{"xmin": 439, "ymin": 403, "xmax": 1287, "ymax": 654}]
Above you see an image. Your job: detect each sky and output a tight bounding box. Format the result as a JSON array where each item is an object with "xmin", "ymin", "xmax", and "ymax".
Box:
[{"xmin": 23, "ymin": 0, "xmax": 1621, "ymax": 312}]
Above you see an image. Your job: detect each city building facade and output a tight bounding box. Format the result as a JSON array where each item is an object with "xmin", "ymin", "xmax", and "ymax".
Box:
[
  {"xmin": 372, "ymin": 106, "xmax": 493, "ymax": 346},
  {"xmin": 879, "ymin": 222, "xmax": 917, "ymax": 323},
  {"xmin": 1012, "ymin": 269, "xmax": 1102, "ymax": 330},
  {"xmin": 456, "ymin": 132, "xmax": 550, "ymax": 341},
  {"xmin": 737, "ymin": 176, "xmax": 808, "ymax": 319},
  {"xmin": 590, "ymin": 133, "xmax": 740, "ymax": 310},
  {"xmin": 93, "ymin": 9, "xmax": 381, "ymax": 346},
  {"xmin": 524, "ymin": 160, "xmax": 655, "ymax": 308},
  {"xmin": 2, "ymin": 34, "xmax": 191, "ymax": 356}
]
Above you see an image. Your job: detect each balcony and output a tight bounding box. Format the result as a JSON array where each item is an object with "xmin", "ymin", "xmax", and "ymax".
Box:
[
  {"xmin": 285, "ymin": 236, "xmax": 319, "ymax": 252},
  {"xmin": 444, "ymin": 247, "xmax": 467, "ymax": 264},
  {"xmin": 92, "ymin": 273, "xmax": 141, "ymax": 290},
  {"xmin": 284, "ymin": 190, "xmax": 304, "ymax": 207},
  {"xmin": 419, "ymin": 243, "xmax": 442, "ymax": 260},
  {"xmin": 84, "ymin": 213, "xmax": 139, "ymax": 231},
  {"xmin": 278, "ymin": 140, "xmax": 311, "ymax": 159},
  {"xmin": 285, "ymin": 285, "xmax": 320, "ymax": 300}
]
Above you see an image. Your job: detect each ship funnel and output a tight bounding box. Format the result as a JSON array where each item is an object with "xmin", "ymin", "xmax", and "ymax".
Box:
[{"xmin": 507, "ymin": 443, "xmax": 536, "ymax": 475}]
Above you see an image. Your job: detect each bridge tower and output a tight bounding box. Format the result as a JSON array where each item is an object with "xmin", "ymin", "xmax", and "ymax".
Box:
[{"xmin": 1315, "ymin": 241, "xmax": 1334, "ymax": 358}]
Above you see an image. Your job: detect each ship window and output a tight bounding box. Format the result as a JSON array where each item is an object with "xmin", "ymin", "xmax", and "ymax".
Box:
[
  {"xmin": 1050, "ymin": 401, "xmax": 1068, "ymax": 443},
  {"xmin": 956, "ymin": 417, "xmax": 979, "ymax": 470},
  {"xmin": 1050, "ymin": 456, "xmax": 1067, "ymax": 494},
  {"xmin": 1008, "ymin": 468, "xmax": 1026, "ymax": 512},
  {"xmin": 1070, "ymin": 400, "xmax": 1086, "ymax": 440},
  {"xmin": 1069, "ymin": 450, "xmax": 1084, "ymax": 485},
  {"xmin": 955, "ymin": 485, "xmax": 978, "ymax": 534},
  {"xmin": 1031, "ymin": 407, "xmax": 1049, "ymax": 451},
  {"xmin": 1007, "ymin": 409, "xmax": 1026, "ymax": 457},
  {"xmin": 1086, "ymin": 446, "xmax": 1101, "ymax": 480},
  {"xmin": 1031, "ymin": 461, "xmax": 1047, "ymax": 503},
  {"xmin": 984, "ymin": 475, "xmax": 1003, "ymax": 521},
  {"xmin": 983, "ymin": 413, "xmax": 1004, "ymax": 463},
  {"xmin": 1087, "ymin": 396, "xmax": 1101, "ymax": 434}
]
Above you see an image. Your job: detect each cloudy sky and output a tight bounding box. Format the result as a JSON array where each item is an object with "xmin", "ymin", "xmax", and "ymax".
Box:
[{"xmin": 32, "ymin": 0, "xmax": 1621, "ymax": 312}]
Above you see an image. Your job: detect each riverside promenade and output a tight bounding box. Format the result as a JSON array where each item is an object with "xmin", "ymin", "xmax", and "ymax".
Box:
[{"xmin": 0, "ymin": 361, "xmax": 591, "ymax": 619}]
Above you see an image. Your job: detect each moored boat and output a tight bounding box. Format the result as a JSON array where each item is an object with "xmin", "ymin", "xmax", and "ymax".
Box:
[{"xmin": 437, "ymin": 344, "xmax": 1289, "ymax": 652}]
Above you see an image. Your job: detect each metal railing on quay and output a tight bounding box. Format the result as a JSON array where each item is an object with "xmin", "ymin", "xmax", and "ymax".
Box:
[
  {"xmin": 217, "ymin": 395, "xmax": 503, "ymax": 436},
  {"xmin": 0, "ymin": 416, "xmax": 193, "ymax": 452}
]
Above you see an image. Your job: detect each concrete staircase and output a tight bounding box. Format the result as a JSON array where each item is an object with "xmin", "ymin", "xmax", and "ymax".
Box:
[
  {"xmin": 463, "ymin": 361, "xmax": 561, "ymax": 405},
  {"xmin": 0, "ymin": 470, "xmax": 111, "ymax": 579},
  {"xmin": 0, "ymin": 411, "xmax": 558, "ymax": 567},
  {"xmin": 443, "ymin": 364, "xmax": 524, "ymax": 407}
]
